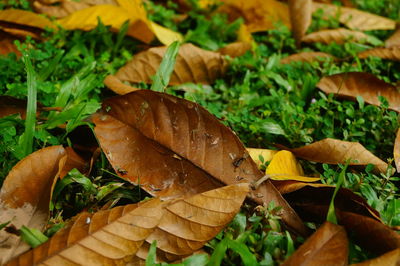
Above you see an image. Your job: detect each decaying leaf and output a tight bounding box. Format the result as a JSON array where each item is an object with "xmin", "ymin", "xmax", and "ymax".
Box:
[
  {"xmin": 385, "ymin": 28, "xmax": 400, "ymax": 48},
  {"xmin": 280, "ymin": 51, "xmax": 335, "ymax": 64},
  {"xmin": 358, "ymin": 47, "xmax": 400, "ymax": 61},
  {"xmin": 278, "ymin": 138, "xmax": 388, "ymax": 173},
  {"xmin": 218, "ymin": 42, "xmax": 252, "ymax": 58},
  {"xmin": 282, "ymin": 222, "xmax": 348, "ymax": 266},
  {"xmin": 105, "ymin": 44, "xmax": 228, "ymax": 90},
  {"xmin": 352, "ymin": 248, "xmax": 400, "ymax": 266},
  {"xmin": 0, "ymin": 146, "xmax": 86, "ymax": 264},
  {"xmin": 246, "ymin": 148, "xmax": 277, "ymax": 167},
  {"xmin": 288, "ymin": 0, "xmax": 312, "ymax": 45},
  {"xmin": 8, "ymin": 184, "xmax": 248, "ymax": 264},
  {"xmin": 394, "ymin": 129, "xmax": 400, "ymax": 173},
  {"xmin": 312, "ymin": 3, "xmax": 396, "ymax": 31},
  {"xmin": 0, "ymin": 9, "xmax": 55, "ymax": 30},
  {"xmin": 93, "ymin": 90, "xmax": 308, "ymax": 236},
  {"xmin": 302, "ymin": 28, "xmax": 374, "ymax": 44},
  {"xmin": 317, "ymin": 72, "xmax": 400, "ymax": 113}
]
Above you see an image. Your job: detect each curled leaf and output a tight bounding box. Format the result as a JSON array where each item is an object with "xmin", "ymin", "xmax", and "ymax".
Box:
[
  {"xmin": 280, "ymin": 51, "xmax": 335, "ymax": 64},
  {"xmin": 317, "ymin": 72, "xmax": 400, "ymax": 112},
  {"xmin": 288, "ymin": 0, "xmax": 312, "ymax": 45},
  {"xmin": 302, "ymin": 28, "xmax": 375, "ymax": 44},
  {"xmin": 103, "ymin": 75, "xmax": 140, "ymax": 95},
  {"xmin": 358, "ymin": 47, "xmax": 400, "ymax": 61},
  {"xmin": 278, "ymin": 138, "xmax": 388, "ymax": 173},
  {"xmin": 282, "ymin": 222, "xmax": 348, "ymax": 266},
  {"xmin": 352, "ymin": 248, "xmax": 400, "ymax": 266}
]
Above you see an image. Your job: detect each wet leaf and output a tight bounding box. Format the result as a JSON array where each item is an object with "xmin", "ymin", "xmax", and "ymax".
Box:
[
  {"xmin": 288, "ymin": 0, "xmax": 312, "ymax": 45},
  {"xmin": 282, "ymin": 222, "xmax": 348, "ymax": 266},
  {"xmin": 302, "ymin": 28, "xmax": 376, "ymax": 44},
  {"xmin": 385, "ymin": 28, "xmax": 400, "ymax": 48},
  {"xmin": 358, "ymin": 47, "xmax": 400, "ymax": 61},
  {"xmin": 8, "ymin": 184, "xmax": 248, "ymax": 264},
  {"xmin": 352, "ymin": 248, "xmax": 400, "ymax": 266},
  {"xmin": 0, "ymin": 9, "xmax": 55, "ymax": 30},
  {"xmin": 278, "ymin": 138, "xmax": 388, "ymax": 173},
  {"xmin": 218, "ymin": 42, "xmax": 252, "ymax": 58},
  {"xmin": 395, "ymin": 129, "xmax": 400, "ymax": 173},
  {"xmin": 246, "ymin": 148, "xmax": 277, "ymax": 167},
  {"xmin": 93, "ymin": 90, "xmax": 308, "ymax": 235},
  {"xmin": 312, "ymin": 3, "xmax": 396, "ymax": 31},
  {"xmin": 105, "ymin": 44, "xmax": 228, "ymax": 89},
  {"xmin": 317, "ymin": 72, "xmax": 400, "ymax": 113},
  {"xmin": 280, "ymin": 51, "xmax": 335, "ymax": 64}
]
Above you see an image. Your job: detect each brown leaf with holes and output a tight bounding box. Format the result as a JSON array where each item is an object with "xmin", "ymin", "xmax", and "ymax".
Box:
[
  {"xmin": 288, "ymin": 0, "xmax": 312, "ymax": 46},
  {"xmin": 278, "ymin": 138, "xmax": 388, "ymax": 173},
  {"xmin": 7, "ymin": 183, "xmax": 248, "ymax": 265},
  {"xmin": 0, "ymin": 146, "xmax": 87, "ymax": 264},
  {"xmin": 358, "ymin": 47, "xmax": 400, "ymax": 61},
  {"xmin": 394, "ymin": 129, "xmax": 400, "ymax": 173},
  {"xmin": 312, "ymin": 3, "xmax": 396, "ymax": 31},
  {"xmin": 317, "ymin": 72, "xmax": 400, "ymax": 113},
  {"xmin": 105, "ymin": 43, "xmax": 228, "ymax": 89},
  {"xmin": 282, "ymin": 222, "xmax": 348, "ymax": 266},
  {"xmin": 302, "ymin": 28, "xmax": 374, "ymax": 44},
  {"xmin": 93, "ymin": 90, "xmax": 308, "ymax": 236},
  {"xmin": 218, "ymin": 42, "xmax": 252, "ymax": 58},
  {"xmin": 385, "ymin": 28, "xmax": 400, "ymax": 48},
  {"xmin": 280, "ymin": 51, "xmax": 335, "ymax": 64},
  {"xmin": 352, "ymin": 248, "xmax": 400, "ymax": 266}
]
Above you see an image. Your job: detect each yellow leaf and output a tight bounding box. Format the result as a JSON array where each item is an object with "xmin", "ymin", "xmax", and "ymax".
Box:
[
  {"xmin": 266, "ymin": 150, "xmax": 319, "ymax": 182},
  {"xmin": 150, "ymin": 22, "xmax": 183, "ymax": 46},
  {"xmin": 246, "ymin": 148, "xmax": 277, "ymax": 167},
  {"xmin": 237, "ymin": 24, "xmax": 254, "ymax": 44},
  {"xmin": 115, "ymin": 0, "xmax": 147, "ymax": 20},
  {"xmin": 0, "ymin": 9, "xmax": 55, "ymax": 30}
]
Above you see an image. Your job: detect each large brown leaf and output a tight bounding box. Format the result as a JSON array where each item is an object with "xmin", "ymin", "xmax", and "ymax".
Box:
[
  {"xmin": 358, "ymin": 47, "xmax": 400, "ymax": 61},
  {"xmin": 394, "ymin": 129, "xmax": 400, "ymax": 173},
  {"xmin": 317, "ymin": 72, "xmax": 400, "ymax": 113},
  {"xmin": 352, "ymin": 248, "xmax": 400, "ymax": 266},
  {"xmin": 105, "ymin": 44, "xmax": 227, "ymax": 90},
  {"xmin": 7, "ymin": 183, "xmax": 248, "ymax": 264},
  {"xmin": 280, "ymin": 51, "xmax": 335, "ymax": 64},
  {"xmin": 0, "ymin": 146, "xmax": 86, "ymax": 264},
  {"xmin": 278, "ymin": 138, "xmax": 388, "ymax": 173},
  {"xmin": 288, "ymin": 0, "xmax": 312, "ymax": 46},
  {"xmin": 302, "ymin": 28, "xmax": 374, "ymax": 44},
  {"xmin": 282, "ymin": 222, "xmax": 348, "ymax": 266},
  {"xmin": 312, "ymin": 3, "xmax": 396, "ymax": 31},
  {"xmin": 93, "ymin": 90, "xmax": 308, "ymax": 236}
]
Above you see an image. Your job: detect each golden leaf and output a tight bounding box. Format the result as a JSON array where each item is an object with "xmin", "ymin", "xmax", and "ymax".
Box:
[
  {"xmin": 246, "ymin": 148, "xmax": 277, "ymax": 167},
  {"xmin": 0, "ymin": 9, "xmax": 55, "ymax": 30}
]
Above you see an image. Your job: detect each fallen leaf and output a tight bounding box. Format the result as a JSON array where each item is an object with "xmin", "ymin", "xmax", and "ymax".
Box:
[
  {"xmin": 312, "ymin": 3, "xmax": 396, "ymax": 31},
  {"xmin": 385, "ymin": 28, "xmax": 400, "ymax": 48},
  {"xmin": 105, "ymin": 44, "xmax": 228, "ymax": 89},
  {"xmin": 395, "ymin": 129, "xmax": 400, "ymax": 173},
  {"xmin": 8, "ymin": 183, "xmax": 248, "ymax": 264},
  {"xmin": 358, "ymin": 47, "xmax": 400, "ymax": 61},
  {"xmin": 288, "ymin": 0, "xmax": 312, "ymax": 45},
  {"xmin": 218, "ymin": 42, "xmax": 252, "ymax": 58},
  {"xmin": 271, "ymin": 180, "xmax": 326, "ymax": 194},
  {"xmin": 246, "ymin": 148, "xmax": 277, "ymax": 167},
  {"xmin": 278, "ymin": 138, "xmax": 388, "ymax": 173},
  {"xmin": 93, "ymin": 90, "xmax": 308, "ymax": 236},
  {"xmin": 280, "ymin": 51, "xmax": 335, "ymax": 64},
  {"xmin": 0, "ymin": 146, "xmax": 85, "ymax": 264},
  {"xmin": 149, "ymin": 21, "xmax": 183, "ymax": 46},
  {"xmin": 0, "ymin": 96, "xmax": 27, "ymax": 118},
  {"xmin": 0, "ymin": 32, "xmax": 19, "ymax": 56},
  {"xmin": 0, "ymin": 9, "xmax": 55, "ymax": 30},
  {"xmin": 351, "ymin": 248, "xmax": 400, "ymax": 266},
  {"xmin": 282, "ymin": 221, "xmax": 348, "ymax": 266},
  {"xmin": 317, "ymin": 72, "xmax": 400, "ymax": 113},
  {"xmin": 103, "ymin": 75, "xmax": 140, "ymax": 95},
  {"xmin": 237, "ymin": 24, "xmax": 253, "ymax": 44},
  {"xmin": 302, "ymin": 28, "xmax": 375, "ymax": 44},
  {"xmin": 33, "ymin": 0, "xmax": 114, "ymax": 18}
]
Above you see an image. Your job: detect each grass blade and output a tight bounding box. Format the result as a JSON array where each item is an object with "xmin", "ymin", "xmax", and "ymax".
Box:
[{"xmin": 327, "ymin": 164, "xmax": 349, "ymax": 224}]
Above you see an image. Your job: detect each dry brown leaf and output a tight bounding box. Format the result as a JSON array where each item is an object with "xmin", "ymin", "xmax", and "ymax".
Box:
[
  {"xmin": 218, "ymin": 42, "xmax": 252, "ymax": 58},
  {"xmin": 278, "ymin": 138, "xmax": 388, "ymax": 173},
  {"xmin": 93, "ymin": 90, "xmax": 308, "ymax": 236},
  {"xmin": 358, "ymin": 47, "xmax": 400, "ymax": 61},
  {"xmin": 280, "ymin": 51, "xmax": 335, "ymax": 64},
  {"xmin": 288, "ymin": 0, "xmax": 312, "ymax": 46},
  {"xmin": 352, "ymin": 248, "xmax": 400, "ymax": 266},
  {"xmin": 302, "ymin": 28, "xmax": 374, "ymax": 44},
  {"xmin": 0, "ymin": 9, "xmax": 55, "ymax": 30},
  {"xmin": 0, "ymin": 96, "xmax": 27, "ymax": 118},
  {"xmin": 317, "ymin": 72, "xmax": 400, "ymax": 113},
  {"xmin": 282, "ymin": 222, "xmax": 348, "ymax": 266},
  {"xmin": 312, "ymin": 3, "xmax": 396, "ymax": 31},
  {"xmin": 105, "ymin": 43, "xmax": 228, "ymax": 90},
  {"xmin": 385, "ymin": 28, "xmax": 400, "ymax": 48},
  {"xmin": 103, "ymin": 75, "xmax": 140, "ymax": 95},
  {"xmin": 395, "ymin": 129, "xmax": 400, "ymax": 173},
  {"xmin": 8, "ymin": 183, "xmax": 248, "ymax": 264}
]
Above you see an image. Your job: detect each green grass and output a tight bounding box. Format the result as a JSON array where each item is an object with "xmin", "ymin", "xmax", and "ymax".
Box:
[{"xmin": 0, "ymin": 0, "xmax": 399, "ymax": 264}]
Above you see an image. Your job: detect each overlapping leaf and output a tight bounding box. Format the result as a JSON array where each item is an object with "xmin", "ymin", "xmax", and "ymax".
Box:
[
  {"xmin": 280, "ymin": 51, "xmax": 335, "ymax": 64},
  {"xmin": 282, "ymin": 222, "xmax": 348, "ymax": 266},
  {"xmin": 93, "ymin": 90, "xmax": 308, "ymax": 235},
  {"xmin": 358, "ymin": 47, "xmax": 400, "ymax": 61},
  {"xmin": 278, "ymin": 138, "xmax": 388, "ymax": 173},
  {"xmin": 288, "ymin": 0, "xmax": 312, "ymax": 45},
  {"xmin": 0, "ymin": 146, "xmax": 87, "ymax": 264},
  {"xmin": 7, "ymin": 183, "xmax": 249, "ymax": 264},
  {"xmin": 302, "ymin": 28, "xmax": 375, "ymax": 44},
  {"xmin": 317, "ymin": 72, "xmax": 400, "ymax": 113}
]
